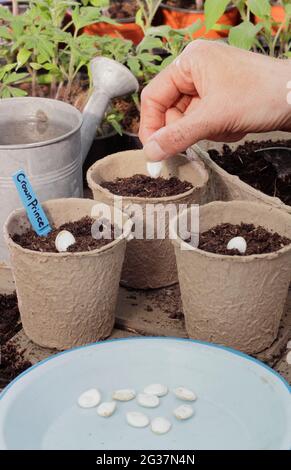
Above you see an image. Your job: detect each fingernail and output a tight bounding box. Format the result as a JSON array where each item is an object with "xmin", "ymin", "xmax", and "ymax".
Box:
[{"xmin": 143, "ymin": 140, "xmax": 168, "ymax": 162}]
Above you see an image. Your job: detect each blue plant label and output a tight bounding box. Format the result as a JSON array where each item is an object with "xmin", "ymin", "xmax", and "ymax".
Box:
[{"xmin": 13, "ymin": 170, "xmax": 52, "ymax": 236}]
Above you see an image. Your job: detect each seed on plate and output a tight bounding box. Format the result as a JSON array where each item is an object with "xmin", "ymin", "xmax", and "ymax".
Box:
[
  {"xmin": 55, "ymin": 230, "xmax": 76, "ymax": 252},
  {"xmin": 97, "ymin": 401, "xmax": 117, "ymax": 417},
  {"xmin": 173, "ymin": 387, "xmax": 197, "ymax": 402},
  {"xmin": 226, "ymin": 236, "xmax": 247, "ymax": 254},
  {"xmin": 146, "ymin": 161, "xmax": 163, "ymax": 178},
  {"xmin": 126, "ymin": 411, "xmax": 149, "ymax": 428},
  {"xmin": 137, "ymin": 393, "xmax": 160, "ymax": 408},
  {"xmin": 150, "ymin": 417, "xmax": 171, "ymax": 435},
  {"xmin": 112, "ymin": 389, "xmax": 136, "ymax": 401},
  {"xmin": 143, "ymin": 384, "xmax": 168, "ymax": 397},
  {"xmin": 173, "ymin": 404, "xmax": 194, "ymax": 420},
  {"xmin": 78, "ymin": 388, "xmax": 101, "ymax": 408}
]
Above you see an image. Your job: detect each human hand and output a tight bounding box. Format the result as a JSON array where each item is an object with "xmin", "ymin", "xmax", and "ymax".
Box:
[{"xmin": 139, "ymin": 40, "xmax": 291, "ymax": 161}]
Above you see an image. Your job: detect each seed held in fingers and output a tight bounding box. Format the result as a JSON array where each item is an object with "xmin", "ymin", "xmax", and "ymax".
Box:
[
  {"xmin": 78, "ymin": 388, "xmax": 101, "ymax": 408},
  {"xmin": 126, "ymin": 411, "xmax": 149, "ymax": 428},
  {"xmin": 143, "ymin": 384, "xmax": 168, "ymax": 397},
  {"xmin": 174, "ymin": 387, "xmax": 197, "ymax": 402},
  {"xmin": 112, "ymin": 389, "xmax": 136, "ymax": 401},
  {"xmin": 137, "ymin": 393, "xmax": 160, "ymax": 408},
  {"xmin": 55, "ymin": 230, "xmax": 76, "ymax": 252},
  {"xmin": 97, "ymin": 401, "xmax": 117, "ymax": 417},
  {"xmin": 173, "ymin": 404, "xmax": 194, "ymax": 420},
  {"xmin": 151, "ymin": 417, "xmax": 171, "ymax": 435},
  {"xmin": 146, "ymin": 161, "xmax": 163, "ymax": 178}
]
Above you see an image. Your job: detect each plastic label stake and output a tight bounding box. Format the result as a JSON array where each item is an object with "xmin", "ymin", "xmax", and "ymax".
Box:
[{"xmin": 13, "ymin": 170, "xmax": 52, "ymax": 236}]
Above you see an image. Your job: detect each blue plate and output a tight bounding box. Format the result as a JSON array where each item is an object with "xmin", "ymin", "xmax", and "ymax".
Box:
[{"xmin": 0, "ymin": 337, "xmax": 290, "ymax": 450}]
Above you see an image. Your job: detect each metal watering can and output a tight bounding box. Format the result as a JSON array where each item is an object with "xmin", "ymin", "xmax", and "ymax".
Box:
[{"xmin": 0, "ymin": 57, "xmax": 139, "ymax": 265}]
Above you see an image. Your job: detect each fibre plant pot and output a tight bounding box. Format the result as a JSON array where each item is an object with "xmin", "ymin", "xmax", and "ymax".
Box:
[
  {"xmin": 194, "ymin": 131, "xmax": 291, "ymax": 215},
  {"xmin": 87, "ymin": 149, "xmax": 209, "ymax": 289},
  {"xmin": 160, "ymin": 3, "xmax": 239, "ymax": 39},
  {"xmin": 171, "ymin": 200, "xmax": 291, "ymax": 354},
  {"xmin": 83, "ymin": 17, "xmax": 144, "ymax": 45},
  {"xmin": 4, "ymin": 198, "xmax": 130, "ymax": 350}
]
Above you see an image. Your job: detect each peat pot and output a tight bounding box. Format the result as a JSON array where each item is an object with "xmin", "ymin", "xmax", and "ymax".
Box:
[
  {"xmin": 87, "ymin": 149, "xmax": 209, "ymax": 289},
  {"xmin": 171, "ymin": 200, "xmax": 291, "ymax": 354},
  {"xmin": 4, "ymin": 198, "xmax": 131, "ymax": 350}
]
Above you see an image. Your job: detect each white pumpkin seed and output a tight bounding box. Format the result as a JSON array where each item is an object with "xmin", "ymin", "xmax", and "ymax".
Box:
[
  {"xmin": 55, "ymin": 230, "xmax": 76, "ymax": 253},
  {"xmin": 78, "ymin": 388, "xmax": 101, "ymax": 408},
  {"xmin": 173, "ymin": 387, "xmax": 197, "ymax": 402},
  {"xmin": 147, "ymin": 161, "xmax": 163, "ymax": 178},
  {"xmin": 173, "ymin": 404, "xmax": 194, "ymax": 420},
  {"xmin": 97, "ymin": 401, "xmax": 117, "ymax": 417},
  {"xmin": 126, "ymin": 411, "xmax": 149, "ymax": 428},
  {"xmin": 286, "ymin": 351, "xmax": 291, "ymax": 365},
  {"xmin": 226, "ymin": 236, "xmax": 247, "ymax": 254},
  {"xmin": 112, "ymin": 389, "xmax": 136, "ymax": 401},
  {"xmin": 137, "ymin": 393, "xmax": 160, "ymax": 408},
  {"xmin": 151, "ymin": 417, "xmax": 171, "ymax": 435},
  {"xmin": 287, "ymin": 340, "xmax": 291, "ymax": 350},
  {"xmin": 143, "ymin": 384, "xmax": 168, "ymax": 397}
]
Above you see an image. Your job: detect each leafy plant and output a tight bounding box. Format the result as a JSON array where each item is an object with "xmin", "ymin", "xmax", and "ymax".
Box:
[
  {"xmin": 135, "ymin": 0, "xmax": 163, "ymax": 32},
  {"xmin": 0, "ymin": 63, "xmax": 28, "ymax": 98}
]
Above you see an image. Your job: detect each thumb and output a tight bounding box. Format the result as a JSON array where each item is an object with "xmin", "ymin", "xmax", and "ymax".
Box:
[{"xmin": 143, "ymin": 102, "xmax": 214, "ymax": 162}]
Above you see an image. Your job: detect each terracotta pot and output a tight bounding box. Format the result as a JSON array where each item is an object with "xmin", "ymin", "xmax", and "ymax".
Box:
[
  {"xmin": 83, "ymin": 17, "xmax": 144, "ymax": 45},
  {"xmin": 87, "ymin": 149, "xmax": 209, "ymax": 289},
  {"xmin": 4, "ymin": 198, "xmax": 130, "ymax": 350},
  {"xmin": 171, "ymin": 200, "xmax": 291, "ymax": 354},
  {"xmin": 194, "ymin": 131, "xmax": 291, "ymax": 215},
  {"xmin": 160, "ymin": 3, "xmax": 239, "ymax": 39},
  {"xmin": 254, "ymin": 5, "xmax": 286, "ymax": 34}
]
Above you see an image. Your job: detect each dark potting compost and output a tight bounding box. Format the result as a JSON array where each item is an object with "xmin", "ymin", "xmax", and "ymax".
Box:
[
  {"xmin": 107, "ymin": 0, "xmax": 138, "ymax": 19},
  {"xmin": 164, "ymin": 0, "xmax": 205, "ymax": 10},
  {"xmin": 101, "ymin": 174, "xmax": 194, "ymax": 197},
  {"xmin": 209, "ymin": 140, "xmax": 291, "ymax": 206},
  {"xmin": 0, "ymin": 293, "xmax": 20, "ymax": 345},
  {"xmin": 0, "ymin": 343, "xmax": 32, "ymax": 386},
  {"xmin": 194, "ymin": 223, "xmax": 291, "ymax": 256},
  {"xmin": 12, "ymin": 216, "xmax": 120, "ymax": 253}
]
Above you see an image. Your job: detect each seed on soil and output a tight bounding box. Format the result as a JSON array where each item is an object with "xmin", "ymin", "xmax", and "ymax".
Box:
[
  {"xmin": 55, "ymin": 230, "xmax": 76, "ymax": 252},
  {"xmin": 97, "ymin": 401, "xmax": 117, "ymax": 417},
  {"xmin": 150, "ymin": 417, "xmax": 172, "ymax": 435},
  {"xmin": 226, "ymin": 236, "xmax": 247, "ymax": 254},
  {"xmin": 137, "ymin": 393, "xmax": 160, "ymax": 408},
  {"xmin": 78, "ymin": 388, "xmax": 101, "ymax": 408},
  {"xmin": 173, "ymin": 404, "xmax": 194, "ymax": 420},
  {"xmin": 126, "ymin": 411, "xmax": 150, "ymax": 428},
  {"xmin": 143, "ymin": 384, "xmax": 168, "ymax": 397},
  {"xmin": 287, "ymin": 340, "xmax": 291, "ymax": 350},
  {"xmin": 112, "ymin": 389, "xmax": 136, "ymax": 401},
  {"xmin": 173, "ymin": 387, "xmax": 197, "ymax": 402},
  {"xmin": 286, "ymin": 351, "xmax": 291, "ymax": 365},
  {"xmin": 146, "ymin": 161, "xmax": 163, "ymax": 179}
]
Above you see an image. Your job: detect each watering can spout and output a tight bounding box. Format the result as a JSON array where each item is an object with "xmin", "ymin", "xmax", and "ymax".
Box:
[{"xmin": 81, "ymin": 57, "xmax": 139, "ymax": 163}]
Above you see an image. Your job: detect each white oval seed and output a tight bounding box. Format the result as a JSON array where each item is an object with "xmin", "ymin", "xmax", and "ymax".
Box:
[
  {"xmin": 226, "ymin": 236, "xmax": 247, "ymax": 254},
  {"xmin": 151, "ymin": 417, "xmax": 171, "ymax": 435},
  {"xmin": 143, "ymin": 384, "xmax": 168, "ymax": 397},
  {"xmin": 137, "ymin": 393, "xmax": 160, "ymax": 408},
  {"xmin": 174, "ymin": 387, "xmax": 197, "ymax": 402},
  {"xmin": 55, "ymin": 230, "xmax": 76, "ymax": 253},
  {"xmin": 78, "ymin": 388, "xmax": 101, "ymax": 408},
  {"xmin": 287, "ymin": 340, "xmax": 291, "ymax": 350},
  {"xmin": 173, "ymin": 404, "xmax": 194, "ymax": 420},
  {"xmin": 112, "ymin": 389, "xmax": 136, "ymax": 401},
  {"xmin": 146, "ymin": 161, "xmax": 163, "ymax": 178},
  {"xmin": 126, "ymin": 411, "xmax": 149, "ymax": 428},
  {"xmin": 286, "ymin": 351, "xmax": 291, "ymax": 365},
  {"xmin": 97, "ymin": 401, "xmax": 116, "ymax": 417}
]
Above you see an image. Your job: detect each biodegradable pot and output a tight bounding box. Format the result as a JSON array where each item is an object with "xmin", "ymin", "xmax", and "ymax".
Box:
[
  {"xmin": 87, "ymin": 149, "xmax": 209, "ymax": 289},
  {"xmin": 4, "ymin": 198, "xmax": 130, "ymax": 350},
  {"xmin": 194, "ymin": 131, "xmax": 291, "ymax": 215},
  {"xmin": 171, "ymin": 200, "xmax": 291, "ymax": 354},
  {"xmin": 160, "ymin": 3, "xmax": 239, "ymax": 39},
  {"xmin": 83, "ymin": 17, "xmax": 144, "ymax": 45}
]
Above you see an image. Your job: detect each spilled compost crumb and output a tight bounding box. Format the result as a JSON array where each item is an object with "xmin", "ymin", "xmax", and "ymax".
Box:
[
  {"xmin": 209, "ymin": 140, "xmax": 291, "ymax": 206},
  {"xmin": 0, "ymin": 293, "xmax": 20, "ymax": 345},
  {"xmin": 194, "ymin": 223, "xmax": 291, "ymax": 256},
  {"xmin": 101, "ymin": 174, "xmax": 193, "ymax": 197},
  {"xmin": 0, "ymin": 343, "xmax": 31, "ymax": 385},
  {"xmin": 12, "ymin": 216, "xmax": 121, "ymax": 253}
]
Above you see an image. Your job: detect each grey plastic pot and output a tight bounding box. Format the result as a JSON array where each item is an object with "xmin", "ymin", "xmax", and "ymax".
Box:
[
  {"xmin": 87, "ymin": 149, "xmax": 209, "ymax": 289},
  {"xmin": 4, "ymin": 198, "xmax": 131, "ymax": 350},
  {"xmin": 171, "ymin": 200, "xmax": 291, "ymax": 354},
  {"xmin": 194, "ymin": 131, "xmax": 291, "ymax": 214}
]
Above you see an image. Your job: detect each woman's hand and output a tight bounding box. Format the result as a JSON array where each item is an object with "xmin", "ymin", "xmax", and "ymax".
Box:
[{"xmin": 139, "ymin": 40, "xmax": 291, "ymax": 161}]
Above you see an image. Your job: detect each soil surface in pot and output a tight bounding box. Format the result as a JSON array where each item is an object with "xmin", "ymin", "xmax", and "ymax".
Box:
[
  {"xmin": 193, "ymin": 223, "xmax": 291, "ymax": 256},
  {"xmin": 113, "ymin": 96, "xmax": 140, "ymax": 135},
  {"xmin": 101, "ymin": 174, "xmax": 193, "ymax": 197},
  {"xmin": 107, "ymin": 0, "xmax": 138, "ymax": 19},
  {"xmin": 164, "ymin": 0, "xmax": 205, "ymax": 10},
  {"xmin": 0, "ymin": 293, "xmax": 19, "ymax": 345},
  {"xmin": 0, "ymin": 343, "xmax": 32, "ymax": 386},
  {"xmin": 12, "ymin": 217, "xmax": 121, "ymax": 253},
  {"xmin": 209, "ymin": 140, "xmax": 291, "ymax": 206}
]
